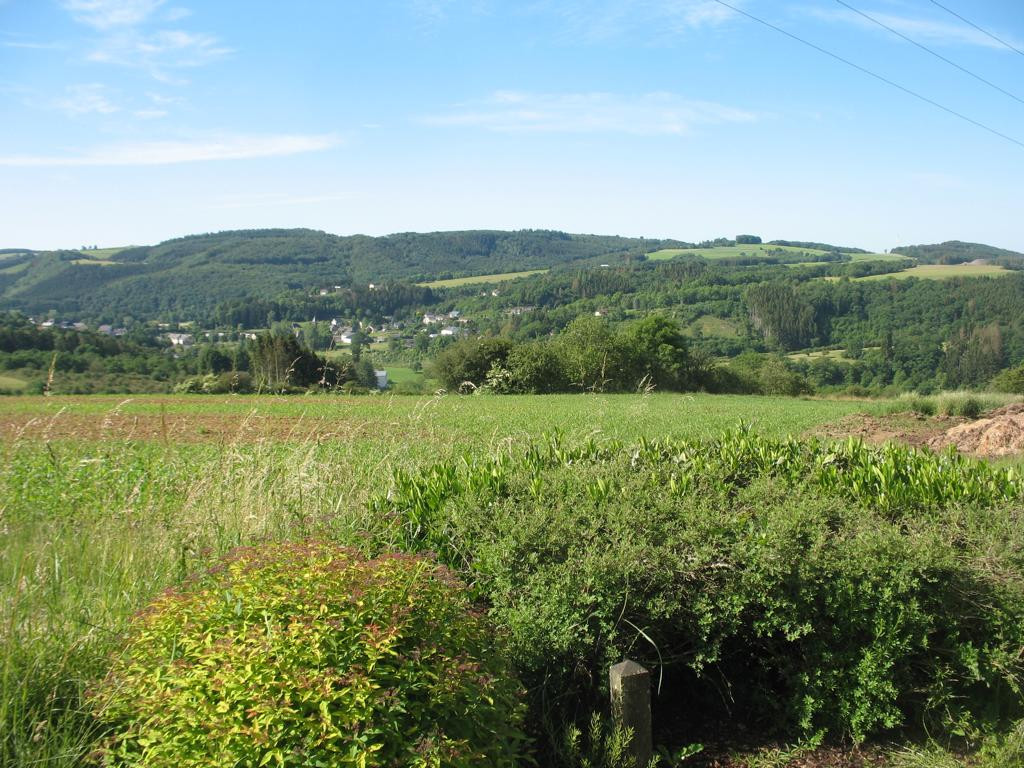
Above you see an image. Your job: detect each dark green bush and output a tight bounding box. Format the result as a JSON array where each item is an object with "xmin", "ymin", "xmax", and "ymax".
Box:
[
  {"xmin": 89, "ymin": 541, "xmax": 527, "ymax": 768},
  {"xmin": 369, "ymin": 432, "xmax": 1024, "ymax": 749}
]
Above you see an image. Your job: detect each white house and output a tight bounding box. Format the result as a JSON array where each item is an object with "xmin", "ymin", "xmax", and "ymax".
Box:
[{"xmin": 166, "ymin": 333, "xmax": 194, "ymax": 347}]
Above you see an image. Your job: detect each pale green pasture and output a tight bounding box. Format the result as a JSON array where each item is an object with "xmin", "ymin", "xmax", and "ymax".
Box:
[
  {"xmin": 74, "ymin": 246, "xmax": 129, "ymax": 259},
  {"xmin": 689, "ymin": 315, "xmax": 741, "ymax": 337},
  {"xmin": 647, "ymin": 244, "xmax": 831, "ymax": 261},
  {"xmin": 848, "ymin": 252, "xmax": 907, "ymax": 262},
  {"xmin": 858, "ymin": 264, "xmax": 1010, "ymax": 280},
  {"xmin": 0, "ymin": 374, "xmax": 27, "ymax": 390},
  {"xmin": 418, "ymin": 269, "xmax": 549, "ymax": 288}
]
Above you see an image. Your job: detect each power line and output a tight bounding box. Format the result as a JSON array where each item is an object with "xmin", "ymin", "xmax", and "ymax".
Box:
[
  {"xmin": 836, "ymin": 0, "xmax": 1024, "ymax": 107},
  {"xmin": 928, "ymin": 0, "xmax": 1024, "ymax": 59},
  {"xmin": 706, "ymin": 0, "xmax": 1024, "ymax": 151}
]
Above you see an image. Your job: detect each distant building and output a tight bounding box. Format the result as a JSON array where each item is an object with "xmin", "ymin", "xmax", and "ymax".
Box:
[
  {"xmin": 374, "ymin": 370, "xmax": 389, "ymax": 389},
  {"xmin": 166, "ymin": 333, "xmax": 194, "ymax": 347},
  {"xmin": 440, "ymin": 326, "xmax": 461, "ymax": 337}
]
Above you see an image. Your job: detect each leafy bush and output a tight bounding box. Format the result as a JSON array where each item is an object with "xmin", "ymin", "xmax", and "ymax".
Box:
[
  {"xmin": 369, "ymin": 431, "xmax": 1024, "ymax": 749},
  {"xmin": 88, "ymin": 541, "xmax": 528, "ymax": 768}
]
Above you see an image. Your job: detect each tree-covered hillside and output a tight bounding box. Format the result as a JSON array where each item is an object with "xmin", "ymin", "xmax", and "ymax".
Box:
[
  {"xmin": 891, "ymin": 240, "xmax": 1024, "ymax": 265},
  {"xmin": 0, "ymin": 229, "xmax": 683, "ymax": 321}
]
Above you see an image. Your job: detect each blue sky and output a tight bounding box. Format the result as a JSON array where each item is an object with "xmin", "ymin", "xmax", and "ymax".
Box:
[{"xmin": 1, "ymin": 0, "xmax": 1022, "ymax": 251}]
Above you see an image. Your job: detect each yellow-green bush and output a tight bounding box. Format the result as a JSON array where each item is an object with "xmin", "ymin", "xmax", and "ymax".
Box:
[{"xmin": 88, "ymin": 541, "xmax": 527, "ymax": 767}]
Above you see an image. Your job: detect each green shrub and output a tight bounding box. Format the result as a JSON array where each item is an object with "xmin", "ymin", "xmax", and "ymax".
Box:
[
  {"xmin": 88, "ymin": 541, "xmax": 528, "ymax": 768},
  {"xmin": 369, "ymin": 432, "xmax": 1024, "ymax": 748}
]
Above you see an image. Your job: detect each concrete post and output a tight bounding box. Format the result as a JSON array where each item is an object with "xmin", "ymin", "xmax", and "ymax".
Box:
[{"xmin": 609, "ymin": 659, "xmax": 652, "ymax": 768}]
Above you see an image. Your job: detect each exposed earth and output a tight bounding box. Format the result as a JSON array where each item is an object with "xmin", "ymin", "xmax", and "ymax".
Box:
[{"xmin": 815, "ymin": 403, "xmax": 1024, "ymax": 459}]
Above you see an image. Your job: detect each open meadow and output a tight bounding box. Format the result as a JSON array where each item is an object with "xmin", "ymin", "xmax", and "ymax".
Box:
[
  {"xmin": 3, "ymin": 393, "xmax": 1024, "ymax": 767},
  {"xmin": 416, "ymin": 268, "xmax": 549, "ymax": 288}
]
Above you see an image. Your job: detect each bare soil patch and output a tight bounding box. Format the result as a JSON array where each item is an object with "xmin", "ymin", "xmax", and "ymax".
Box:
[
  {"xmin": 812, "ymin": 412, "xmax": 964, "ymax": 451},
  {"xmin": 926, "ymin": 402, "xmax": 1024, "ymax": 458},
  {"xmin": 816, "ymin": 403, "xmax": 1024, "ymax": 459}
]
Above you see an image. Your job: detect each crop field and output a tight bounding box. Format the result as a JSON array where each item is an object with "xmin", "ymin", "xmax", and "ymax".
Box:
[
  {"xmin": 417, "ymin": 268, "xmax": 549, "ymax": 288},
  {"xmin": 688, "ymin": 315, "xmax": 741, "ymax": 337},
  {"xmin": 0, "ymin": 374, "xmax": 27, "ymax": 390},
  {"xmin": 69, "ymin": 258, "xmax": 117, "ymax": 266},
  {"xmin": 647, "ymin": 244, "xmax": 835, "ymax": 261},
  {"xmin": 648, "ymin": 246, "xmax": 903, "ymax": 263},
  {"xmin": 858, "ymin": 263, "xmax": 1011, "ymax": 280},
  {"xmin": 4, "ymin": 392, "xmax": 1024, "ymax": 767},
  {"xmin": 848, "ymin": 251, "xmax": 907, "ymax": 262},
  {"xmin": 74, "ymin": 246, "xmax": 128, "ymax": 259}
]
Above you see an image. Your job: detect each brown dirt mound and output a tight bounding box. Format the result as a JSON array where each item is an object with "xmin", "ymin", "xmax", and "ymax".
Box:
[{"xmin": 927, "ymin": 402, "xmax": 1024, "ymax": 458}]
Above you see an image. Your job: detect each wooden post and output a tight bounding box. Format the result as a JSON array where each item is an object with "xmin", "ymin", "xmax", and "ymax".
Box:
[{"xmin": 609, "ymin": 659, "xmax": 652, "ymax": 768}]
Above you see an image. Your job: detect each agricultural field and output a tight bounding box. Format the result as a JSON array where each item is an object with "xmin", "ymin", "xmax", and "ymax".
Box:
[
  {"xmin": 69, "ymin": 258, "xmax": 118, "ymax": 266},
  {"xmin": 0, "ymin": 374, "xmax": 27, "ymax": 391},
  {"xmin": 74, "ymin": 246, "xmax": 128, "ymax": 259},
  {"xmin": 417, "ymin": 268, "xmax": 549, "ymax": 288},
  {"xmin": 688, "ymin": 315, "xmax": 741, "ymax": 337},
  {"xmin": 647, "ymin": 245, "xmax": 902, "ymax": 263},
  {"xmin": 857, "ymin": 263, "xmax": 1011, "ymax": 280},
  {"xmin": 3, "ymin": 392, "xmax": 1024, "ymax": 768}
]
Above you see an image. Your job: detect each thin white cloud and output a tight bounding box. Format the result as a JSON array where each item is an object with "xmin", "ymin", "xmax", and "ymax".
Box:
[
  {"xmin": 87, "ymin": 29, "xmax": 231, "ymax": 69},
  {"xmin": 0, "ymin": 134, "xmax": 342, "ymax": 167},
  {"xmin": 422, "ymin": 91, "xmax": 757, "ymax": 134},
  {"xmin": 132, "ymin": 108, "xmax": 167, "ymax": 119},
  {"xmin": 806, "ymin": 7, "xmax": 1021, "ymax": 50},
  {"xmin": 2, "ymin": 40, "xmax": 66, "ymax": 50},
  {"xmin": 530, "ymin": 0, "xmax": 740, "ymax": 43},
  {"xmin": 52, "ymin": 83, "xmax": 120, "ymax": 115},
  {"xmin": 62, "ymin": 0, "xmax": 165, "ymax": 30}
]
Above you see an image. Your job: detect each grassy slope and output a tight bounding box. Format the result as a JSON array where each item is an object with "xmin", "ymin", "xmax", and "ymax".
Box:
[
  {"xmin": 857, "ymin": 264, "xmax": 1011, "ymax": 280},
  {"xmin": 417, "ymin": 268, "xmax": 549, "ymax": 288},
  {"xmin": 0, "ymin": 374, "xmax": 27, "ymax": 390}
]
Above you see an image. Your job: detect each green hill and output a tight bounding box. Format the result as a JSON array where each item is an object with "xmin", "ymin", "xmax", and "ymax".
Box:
[
  {"xmin": 0, "ymin": 229, "xmax": 681, "ymax": 322},
  {"xmin": 891, "ymin": 240, "xmax": 1024, "ymax": 265}
]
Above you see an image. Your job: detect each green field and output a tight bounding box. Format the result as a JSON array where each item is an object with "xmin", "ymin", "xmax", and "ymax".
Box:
[
  {"xmin": 0, "ymin": 374, "xmax": 27, "ymax": 390},
  {"xmin": 647, "ymin": 244, "xmax": 830, "ymax": 261},
  {"xmin": 848, "ymin": 251, "xmax": 907, "ymax": 262},
  {"xmin": 70, "ymin": 258, "xmax": 117, "ymax": 266},
  {"xmin": 688, "ymin": 314, "xmax": 741, "ymax": 337},
  {"xmin": 75, "ymin": 246, "xmax": 129, "ymax": 259},
  {"xmin": 858, "ymin": 263, "xmax": 1010, "ymax": 280},
  {"xmin": 417, "ymin": 268, "xmax": 549, "ymax": 288},
  {"xmin": 647, "ymin": 245, "xmax": 905, "ymax": 264}
]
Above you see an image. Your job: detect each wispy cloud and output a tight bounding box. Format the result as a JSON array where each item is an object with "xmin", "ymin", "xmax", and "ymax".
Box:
[
  {"xmin": 2, "ymin": 40, "xmax": 66, "ymax": 50},
  {"xmin": 86, "ymin": 29, "xmax": 231, "ymax": 70},
  {"xmin": 806, "ymin": 7, "xmax": 1021, "ymax": 50},
  {"xmin": 62, "ymin": 0, "xmax": 166, "ymax": 30},
  {"xmin": 422, "ymin": 91, "xmax": 757, "ymax": 134},
  {"xmin": 0, "ymin": 134, "xmax": 342, "ymax": 167},
  {"xmin": 60, "ymin": 0, "xmax": 230, "ymax": 80},
  {"xmin": 529, "ymin": 0, "xmax": 740, "ymax": 43},
  {"xmin": 52, "ymin": 83, "xmax": 119, "ymax": 115}
]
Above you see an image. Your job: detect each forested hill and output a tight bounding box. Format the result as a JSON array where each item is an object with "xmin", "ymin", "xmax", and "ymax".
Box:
[
  {"xmin": 891, "ymin": 240, "xmax": 1024, "ymax": 265},
  {"xmin": 0, "ymin": 229, "xmax": 680, "ymax": 321}
]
